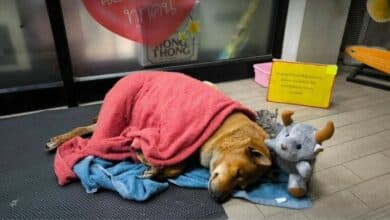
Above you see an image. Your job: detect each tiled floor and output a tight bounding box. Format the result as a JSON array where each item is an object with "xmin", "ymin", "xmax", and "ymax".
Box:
[
  {"xmin": 217, "ymin": 66, "xmax": 390, "ymax": 220},
  {"xmin": 1, "ymin": 66, "xmax": 388, "ymax": 220}
]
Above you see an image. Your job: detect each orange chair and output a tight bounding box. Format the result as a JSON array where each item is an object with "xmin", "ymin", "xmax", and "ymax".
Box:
[
  {"xmin": 344, "ymin": 0, "xmax": 390, "ymax": 90},
  {"xmin": 345, "ymin": 46, "xmax": 390, "ymax": 74}
]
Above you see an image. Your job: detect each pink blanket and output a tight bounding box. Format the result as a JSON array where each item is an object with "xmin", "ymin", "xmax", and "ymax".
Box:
[{"xmin": 54, "ymin": 71, "xmax": 254, "ymax": 185}]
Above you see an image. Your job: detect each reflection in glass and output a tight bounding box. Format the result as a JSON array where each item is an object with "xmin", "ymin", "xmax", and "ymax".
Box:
[
  {"xmin": 0, "ymin": 0, "xmax": 61, "ymax": 90},
  {"xmin": 61, "ymin": 0, "xmax": 274, "ymax": 77}
]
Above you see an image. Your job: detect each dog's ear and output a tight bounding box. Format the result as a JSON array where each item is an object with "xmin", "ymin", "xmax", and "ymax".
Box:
[{"xmin": 247, "ymin": 147, "xmax": 272, "ymax": 166}]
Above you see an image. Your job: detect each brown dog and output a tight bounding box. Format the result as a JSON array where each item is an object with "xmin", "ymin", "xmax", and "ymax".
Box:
[
  {"xmin": 200, "ymin": 112, "xmax": 271, "ymax": 201},
  {"xmin": 46, "ymin": 82, "xmax": 272, "ymax": 202}
]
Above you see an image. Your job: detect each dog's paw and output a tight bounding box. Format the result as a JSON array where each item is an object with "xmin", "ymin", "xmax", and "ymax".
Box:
[
  {"xmin": 138, "ymin": 167, "xmax": 159, "ymax": 179},
  {"xmin": 136, "ymin": 151, "xmax": 152, "ymax": 166},
  {"xmin": 45, "ymin": 136, "xmax": 64, "ymax": 151},
  {"xmin": 45, "ymin": 141, "xmax": 58, "ymax": 151}
]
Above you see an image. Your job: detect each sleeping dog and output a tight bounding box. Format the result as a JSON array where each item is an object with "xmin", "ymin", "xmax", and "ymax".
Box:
[{"xmin": 46, "ymin": 73, "xmax": 272, "ymax": 202}]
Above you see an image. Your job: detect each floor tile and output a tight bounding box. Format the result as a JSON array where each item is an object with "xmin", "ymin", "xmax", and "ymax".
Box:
[
  {"xmin": 383, "ymin": 149, "xmax": 390, "ymax": 158},
  {"xmin": 256, "ymin": 205, "xmax": 289, "ymax": 217},
  {"xmin": 222, "ymin": 198, "xmax": 264, "ymax": 220},
  {"xmin": 309, "ymin": 165, "xmax": 362, "ymax": 199},
  {"xmin": 315, "ymin": 130, "xmax": 390, "ymax": 171},
  {"xmin": 304, "ymin": 102, "xmax": 390, "ymax": 129},
  {"xmin": 351, "ymin": 173, "xmax": 390, "ymax": 209},
  {"xmin": 377, "ymin": 130, "xmax": 390, "ymax": 145},
  {"xmin": 356, "ymin": 203, "xmax": 390, "ymax": 220},
  {"xmin": 303, "ymin": 191, "xmax": 369, "ymax": 220},
  {"xmin": 264, "ymin": 210, "xmax": 309, "ymax": 220},
  {"xmin": 324, "ymin": 114, "xmax": 390, "ymax": 147},
  {"xmin": 344, "ymin": 153, "xmax": 390, "ymax": 180}
]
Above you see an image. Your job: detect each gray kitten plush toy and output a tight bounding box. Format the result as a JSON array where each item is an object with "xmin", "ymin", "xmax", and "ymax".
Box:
[{"xmin": 264, "ymin": 110, "xmax": 335, "ymax": 198}]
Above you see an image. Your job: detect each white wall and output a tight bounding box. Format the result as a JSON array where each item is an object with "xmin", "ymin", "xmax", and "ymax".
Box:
[
  {"xmin": 282, "ymin": 0, "xmax": 351, "ymax": 64},
  {"xmin": 281, "ymin": 0, "xmax": 307, "ymax": 61}
]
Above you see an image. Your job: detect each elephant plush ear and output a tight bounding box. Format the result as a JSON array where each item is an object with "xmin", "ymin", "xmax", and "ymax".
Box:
[
  {"xmin": 315, "ymin": 121, "xmax": 335, "ymax": 144},
  {"xmin": 314, "ymin": 144, "xmax": 324, "ymax": 155},
  {"xmin": 281, "ymin": 110, "xmax": 294, "ymax": 126}
]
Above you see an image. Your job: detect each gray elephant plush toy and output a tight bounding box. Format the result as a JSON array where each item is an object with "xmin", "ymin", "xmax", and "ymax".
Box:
[{"xmin": 264, "ymin": 110, "xmax": 335, "ymax": 198}]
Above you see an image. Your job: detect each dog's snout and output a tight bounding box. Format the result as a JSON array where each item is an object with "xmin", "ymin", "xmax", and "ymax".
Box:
[
  {"xmin": 208, "ymin": 189, "xmax": 227, "ymax": 203},
  {"xmin": 281, "ymin": 144, "xmax": 288, "ymax": 151},
  {"xmin": 209, "ymin": 189, "xmax": 222, "ymax": 199},
  {"xmin": 208, "ymin": 174, "xmax": 229, "ymax": 202}
]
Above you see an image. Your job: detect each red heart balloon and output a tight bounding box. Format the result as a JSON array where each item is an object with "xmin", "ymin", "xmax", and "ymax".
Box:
[{"xmin": 82, "ymin": 0, "xmax": 196, "ymax": 46}]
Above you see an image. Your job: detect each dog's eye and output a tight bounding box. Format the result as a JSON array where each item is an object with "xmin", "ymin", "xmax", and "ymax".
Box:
[
  {"xmin": 285, "ymin": 133, "xmax": 289, "ymax": 137},
  {"xmin": 296, "ymin": 144, "xmax": 302, "ymax": 150},
  {"xmin": 236, "ymin": 169, "xmax": 241, "ymax": 178}
]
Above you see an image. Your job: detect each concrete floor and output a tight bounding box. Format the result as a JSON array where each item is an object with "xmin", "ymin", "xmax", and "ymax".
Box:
[{"xmin": 217, "ymin": 67, "xmax": 390, "ymax": 220}]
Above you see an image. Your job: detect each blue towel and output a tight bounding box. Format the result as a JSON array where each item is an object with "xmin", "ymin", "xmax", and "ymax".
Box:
[{"xmin": 73, "ymin": 156, "xmax": 311, "ymax": 209}]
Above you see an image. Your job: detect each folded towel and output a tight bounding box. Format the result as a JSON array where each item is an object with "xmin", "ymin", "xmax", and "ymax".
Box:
[
  {"xmin": 74, "ymin": 156, "xmax": 312, "ymax": 209},
  {"xmin": 55, "ymin": 71, "xmax": 254, "ymax": 185}
]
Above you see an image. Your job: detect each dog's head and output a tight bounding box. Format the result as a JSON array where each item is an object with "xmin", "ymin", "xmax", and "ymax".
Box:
[{"xmin": 208, "ymin": 134, "xmax": 272, "ymax": 202}]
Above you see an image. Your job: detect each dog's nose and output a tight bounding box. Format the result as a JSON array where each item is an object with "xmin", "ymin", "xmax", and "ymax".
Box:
[
  {"xmin": 208, "ymin": 178, "xmax": 228, "ymax": 202},
  {"xmin": 208, "ymin": 189, "xmax": 227, "ymax": 203},
  {"xmin": 281, "ymin": 144, "xmax": 288, "ymax": 151},
  {"xmin": 209, "ymin": 189, "xmax": 222, "ymax": 199}
]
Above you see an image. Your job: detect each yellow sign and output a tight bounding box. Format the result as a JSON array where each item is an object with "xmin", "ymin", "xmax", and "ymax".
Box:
[{"xmin": 267, "ymin": 60, "xmax": 337, "ymax": 108}]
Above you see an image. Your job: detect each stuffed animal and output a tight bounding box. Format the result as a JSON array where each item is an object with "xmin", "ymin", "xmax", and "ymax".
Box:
[{"xmin": 264, "ymin": 110, "xmax": 335, "ymax": 198}]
